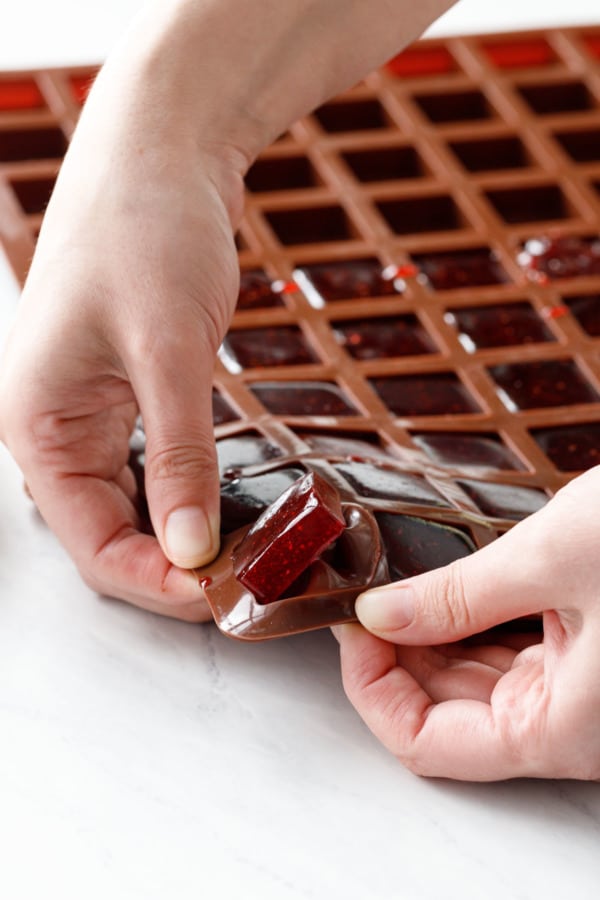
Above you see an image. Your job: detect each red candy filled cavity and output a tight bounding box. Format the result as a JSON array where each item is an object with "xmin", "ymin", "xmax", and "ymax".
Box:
[{"xmin": 232, "ymin": 471, "xmax": 346, "ymax": 604}]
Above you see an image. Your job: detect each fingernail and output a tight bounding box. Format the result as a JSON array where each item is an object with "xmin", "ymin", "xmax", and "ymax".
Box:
[
  {"xmin": 355, "ymin": 585, "xmax": 414, "ymax": 632},
  {"xmin": 164, "ymin": 506, "xmax": 217, "ymax": 568}
]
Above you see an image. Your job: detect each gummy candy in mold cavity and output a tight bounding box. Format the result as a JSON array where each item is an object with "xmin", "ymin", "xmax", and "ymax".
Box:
[
  {"xmin": 250, "ymin": 381, "xmax": 357, "ymax": 416},
  {"xmin": 413, "ymin": 247, "xmax": 508, "ymax": 290},
  {"xmin": 565, "ymin": 294, "xmax": 600, "ymax": 336},
  {"xmin": 232, "ymin": 471, "xmax": 346, "ymax": 604},
  {"xmin": 489, "ymin": 360, "xmax": 599, "ymax": 410},
  {"xmin": 531, "ymin": 423, "xmax": 600, "ymax": 471},
  {"xmin": 517, "ymin": 236, "xmax": 600, "ymax": 280},
  {"xmin": 411, "ymin": 432, "xmax": 524, "ymax": 471},
  {"xmin": 220, "ymin": 466, "xmax": 306, "ymax": 532},
  {"xmin": 334, "ymin": 461, "xmax": 446, "ymax": 506},
  {"xmin": 216, "ymin": 434, "xmax": 283, "ymax": 479},
  {"xmin": 375, "ymin": 513, "xmax": 475, "ymax": 582},
  {"xmin": 294, "ymin": 258, "xmax": 402, "ymax": 304},
  {"xmin": 212, "ymin": 390, "xmax": 238, "ymax": 425},
  {"xmin": 445, "ymin": 302, "xmax": 554, "ymax": 351},
  {"xmin": 457, "ymin": 480, "xmax": 548, "ymax": 520},
  {"xmin": 371, "ymin": 373, "xmax": 481, "ymax": 416},
  {"xmin": 221, "ymin": 326, "xmax": 316, "ymax": 370},
  {"xmin": 333, "ymin": 315, "xmax": 436, "ymax": 359},
  {"xmin": 236, "ymin": 270, "xmax": 284, "ymax": 310}
]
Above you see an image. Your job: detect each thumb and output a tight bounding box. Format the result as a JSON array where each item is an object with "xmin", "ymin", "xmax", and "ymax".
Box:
[
  {"xmin": 131, "ymin": 334, "xmax": 221, "ymax": 569},
  {"xmin": 355, "ymin": 520, "xmax": 546, "ymax": 645}
]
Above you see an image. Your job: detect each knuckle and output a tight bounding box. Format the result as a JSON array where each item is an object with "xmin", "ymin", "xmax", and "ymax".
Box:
[
  {"xmin": 146, "ymin": 438, "xmax": 216, "ymax": 486},
  {"xmin": 423, "ymin": 558, "xmax": 473, "ymax": 634}
]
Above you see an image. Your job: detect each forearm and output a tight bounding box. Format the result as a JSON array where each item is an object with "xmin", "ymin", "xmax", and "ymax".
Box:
[{"xmin": 82, "ymin": 0, "xmax": 456, "ymax": 171}]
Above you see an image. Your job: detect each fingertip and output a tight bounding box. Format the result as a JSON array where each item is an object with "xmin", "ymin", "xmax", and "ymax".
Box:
[
  {"xmin": 355, "ymin": 584, "xmax": 414, "ymax": 638},
  {"xmin": 162, "ymin": 505, "xmax": 220, "ymax": 568}
]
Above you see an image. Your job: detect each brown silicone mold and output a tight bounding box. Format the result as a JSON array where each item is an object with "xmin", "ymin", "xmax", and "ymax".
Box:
[{"xmin": 2, "ymin": 28, "xmax": 600, "ymax": 640}]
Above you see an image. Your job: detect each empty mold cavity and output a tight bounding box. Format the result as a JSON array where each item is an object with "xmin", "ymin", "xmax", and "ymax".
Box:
[
  {"xmin": 342, "ymin": 145, "xmax": 426, "ymax": 182},
  {"xmin": 313, "ymin": 98, "xmax": 389, "ymax": 132},
  {"xmin": 221, "ymin": 326, "xmax": 317, "ymax": 369},
  {"xmin": 554, "ymin": 128, "xmax": 600, "ymax": 162},
  {"xmin": 0, "ymin": 78, "xmax": 44, "ymax": 111},
  {"xmin": 377, "ymin": 194, "xmax": 465, "ymax": 235},
  {"xmin": 518, "ymin": 80, "xmax": 593, "ymax": 114},
  {"xmin": 250, "ymin": 381, "xmax": 357, "ymax": 416},
  {"xmin": 414, "ymin": 246, "xmax": 509, "ymax": 290},
  {"xmin": 411, "ymin": 431, "xmax": 524, "ymax": 470},
  {"xmin": 414, "ymin": 89, "xmax": 494, "ymax": 123},
  {"xmin": 245, "ymin": 155, "xmax": 321, "ymax": 192},
  {"xmin": 482, "ymin": 39, "xmax": 556, "ymax": 69},
  {"xmin": 295, "ymin": 258, "xmax": 401, "ymax": 302},
  {"xmin": 450, "ymin": 135, "xmax": 532, "ymax": 172},
  {"xmin": 531, "ymin": 422, "xmax": 600, "ymax": 471},
  {"xmin": 333, "ymin": 314, "xmax": 436, "ymax": 359},
  {"xmin": 457, "ymin": 480, "xmax": 548, "ymax": 520},
  {"xmin": 0, "ymin": 126, "xmax": 67, "ymax": 163},
  {"xmin": 445, "ymin": 301, "xmax": 554, "ymax": 351},
  {"xmin": 565, "ymin": 293, "xmax": 600, "ymax": 336},
  {"xmin": 212, "ymin": 390, "xmax": 239, "ymax": 425},
  {"xmin": 236, "ymin": 270, "xmax": 284, "ymax": 310},
  {"xmin": 486, "ymin": 184, "xmax": 571, "ymax": 224},
  {"xmin": 220, "ymin": 465, "xmax": 308, "ymax": 533},
  {"xmin": 265, "ymin": 205, "xmax": 353, "ymax": 245},
  {"xmin": 216, "ymin": 432, "xmax": 283, "ymax": 478},
  {"xmin": 387, "ymin": 46, "xmax": 457, "ymax": 78},
  {"xmin": 490, "ymin": 359, "xmax": 599, "ymax": 410},
  {"xmin": 10, "ymin": 176, "xmax": 55, "ymax": 214},
  {"xmin": 370, "ymin": 372, "xmax": 480, "ymax": 416}
]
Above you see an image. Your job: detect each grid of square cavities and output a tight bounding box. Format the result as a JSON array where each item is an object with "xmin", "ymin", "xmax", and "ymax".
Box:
[{"xmin": 1, "ymin": 30, "xmax": 600, "ymax": 523}]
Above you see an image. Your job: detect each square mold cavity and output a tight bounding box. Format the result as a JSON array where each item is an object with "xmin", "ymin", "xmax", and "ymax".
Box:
[
  {"xmin": 0, "ymin": 126, "xmax": 68, "ymax": 163},
  {"xmin": 212, "ymin": 390, "xmax": 239, "ymax": 425},
  {"xmin": 565, "ymin": 293, "xmax": 600, "ymax": 336},
  {"xmin": 531, "ymin": 422, "xmax": 600, "ymax": 471},
  {"xmin": 413, "ymin": 89, "xmax": 496, "ymax": 123},
  {"xmin": 0, "ymin": 78, "xmax": 44, "ymax": 110},
  {"xmin": 245, "ymin": 155, "xmax": 322, "ymax": 192},
  {"xmin": 334, "ymin": 461, "xmax": 446, "ymax": 505},
  {"xmin": 445, "ymin": 301, "xmax": 554, "ymax": 351},
  {"xmin": 250, "ymin": 381, "xmax": 357, "ymax": 416},
  {"xmin": 554, "ymin": 128, "xmax": 600, "ymax": 163},
  {"xmin": 411, "ymin": 431, "xmax": 524, "ymax": 470},
  {"xmin": 450, "ymin": 135, "xmax": 533, "ymax": 172},
  {"xmin": 413, "ymin": 246, "xmax": 509, "ymax": 290},
  {"xmin": 387, "ymin": 45, "xmax": 457, "ymax": 78},
  {"xmin": 490, "ymin": 359, "xmax": 600, "ymax": 410},
  {"xmin": 377, "ymin": 194, "xmax": 466, "ymax": 235},
  {"xmin": 9, "ymin": 176, "xmax": 56, "ymax": 214},
  {"xmin": 370, "ymin": 372, "xmax": 481, "ymax": 416},
  {"xmin": 332, "ymin": 314, "xmax": 436, "ymax": 359},
  {"xmin": 376, "ymin": 513, "xmax": 475, "ymax": 582},
  {"xmin": 221, "ymin": 325, "xmax": 317, "ymax": 370},
  {"xmin": 265, "ymin": 205, "xmax": 354, "ymax": 245},
  {"xmin": 518, "ymin": 80, "xmax": 593, "ymax": 115},
  {"xmin": 236, "ymin": 270, "xmax": 285, "ymax": 311},
  {"xmin": 313, "ymin": 98, "xmax": 390, "ymax": 132},
  {"xmin": 294, "ymin": 258, "xmax": 401, "ymax": 303},
  {"xmin": 457, "ymin": 480, "xmax": 548, "ymax": 520},
  {"xmin": 342, "ymin": 145, "xmax": 427, "ymax": 182},
  {"xmin": 482, "ymin": 38, "xmax": 557, "ymax": 69},
  {"xmin": 486, "ymin": 184, "xmax": 572, "ymax": 225}
]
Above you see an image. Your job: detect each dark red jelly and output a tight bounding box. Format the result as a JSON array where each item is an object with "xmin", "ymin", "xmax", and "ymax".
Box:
[
  {"xmin": 212, "ymin": 390, "xmax": 239, "ymax": 425},
  {"xmin": 518, "ymin": 236, "xmax": 600, "ymax": 280},
  {"xmin": 216, "ymin": 434, "xmax": 283, "ymax": 478},
  {"xmin": 490, "ymin": 360, "xmax": 599, "ymax": 410},
  {"xmin": 333, "ymin": 314, "xmax": 436, "ymax": 359},
  {"xmin": 302, "ymin": 432, "xmax": 391, "ymax": 463},
  {"xmin": 296, "ymin": 259, "xmax": 401, "ymax": 302},
  {"xmin": 375, "ymin": 513, "xmax": 475, "ymax": 582},
  {"xmin": 232, "ymin": 471, "xmax": 346, "ymax": 603},
  {"xmin": 411, "ymin": 431, "xmax": 524, "ymax": 471},
  {"xmin": 483, "ymin": 39, "xmax": 556, "ymax": 69},
  {"xmin": 370, "ymin": 373, "xmax": 480, "ymax": 417},
  {"xmin": 251, "ymin": 381, "xmax": 357, "ymax": 416},
  {"xmin": 531, "ymin": 423, "xmax": 600, "ymax": 471},
  {"xmin": 446, "ymin": 302, "xmax": 553, "ymax": 350},
  {"xmin": 565, "ymin": 294, "xmax": 600, "ymax": 336},
  {"xmin": 334, "ymin": 461, "xmax": 446, "ymax": 506},
  {"xmin": 221, "ymin": 326, "xmax": 316, "ymax": 369},
  {"xmin": 387, "ymin": 46, "xmax": 457, "ymax": 78},
  {"xmin": 10, "ymin": 176, "xmax": 56, "ymax": 215},
  {"xmin": 414, "ymin": 247, "xmax": 509, "ymax": 290},
  {"xmin": 70, "ymin": 72, "xmax": 98, "ymax": 105},
  {"xmin": 0, "ymin": 127, "xmax": 67, "ymax": 163},
  {"xmin": 457, "ymin": 480, "xmax": 548, "ymax": 520},
  {"xmin": 221, "ymin": 466, "xmax": 306, "ymax": 532},
  {"xmin": 237, "ymin": 270, "xmax": 284, "ymax": 310}
]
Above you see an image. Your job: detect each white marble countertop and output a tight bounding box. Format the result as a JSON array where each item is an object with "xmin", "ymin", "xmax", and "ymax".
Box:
[{"xmin": 2, "ymin": 4, "xmax": 600, "ymax": 899}]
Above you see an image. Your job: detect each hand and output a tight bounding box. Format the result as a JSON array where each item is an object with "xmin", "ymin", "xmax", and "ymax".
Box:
[
  {"xmin": 0, "ymin": 66, "xmax": 247, "ymax": 620},
  {"xmin": 335, "ymin": 468, "xmax": 600, "ymax": 780}
]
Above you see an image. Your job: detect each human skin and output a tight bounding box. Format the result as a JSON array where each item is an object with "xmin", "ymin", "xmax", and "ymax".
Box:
[{"xmin": 1, "ymin": 0, "xmax": 599, "ymax": 780}]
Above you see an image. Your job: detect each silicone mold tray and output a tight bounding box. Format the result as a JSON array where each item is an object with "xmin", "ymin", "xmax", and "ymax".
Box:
[{"xmin": 2, "ymin": 27, "xmax": 600, "ymax": 639}]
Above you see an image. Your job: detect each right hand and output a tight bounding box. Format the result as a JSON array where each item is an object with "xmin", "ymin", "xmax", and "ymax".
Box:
[{"xmin": 0, "ymin": 68, "xmax": 247, "ymax": 621}]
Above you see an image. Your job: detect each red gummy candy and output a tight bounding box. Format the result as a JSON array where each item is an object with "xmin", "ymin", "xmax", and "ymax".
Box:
[{"xmin": 232, "ymin": 471, "xmax": 345, "ymax": 604}]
